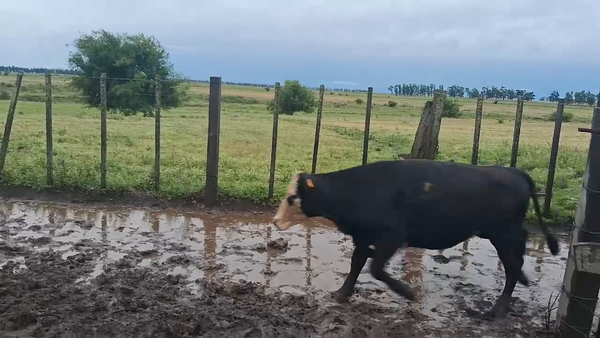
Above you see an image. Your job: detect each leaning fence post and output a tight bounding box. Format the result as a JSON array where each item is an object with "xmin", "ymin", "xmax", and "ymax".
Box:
[
  {"xmin": 424, "ymin": 90, "xmax": 446, "ymax": 160},
  {"xmin": 268, "ymin": 82, "xmax": 281, "ymax": 199},
  {"xmin": 311, "ymin": 85, "xmax": 325, "ymax": 174},
  {"xmin": 205, "ymin": 76, "xmax": 222, "ymax": 206},
  {"xmin": 555, "ymin": 101, "xmax": 600, "ymax": 337},
  {"xmin": 510, "ymin": 97, "xmax": 524, "ymax": 167},
  {"xmin": 45, "ymin": 72, "xmax": 54, "ymax": 186},
  {"xmin": 100, "ymin": 73, "xmax": 107, "ymax": 189},
  {"xmin": 543, "ymin": 98, "xmax": 565, "ymax": 218},
  {"xmin": 471, "ymin": 94, "xmax": 484, "ymax": 165},
  {"xmin": 362, "ymin": 87, "xmax": 373, "ymax": 165},
  {"xmin": 0, "ymin": 73, "xmax": 24, "ymax": 178},
  {"xmin": 153, "ymin": 75, "xmax": 161, "ymax": 192}
]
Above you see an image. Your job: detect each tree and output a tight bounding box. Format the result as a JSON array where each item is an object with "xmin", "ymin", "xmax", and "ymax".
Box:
[
  {"xmin": 565, "ymin": 91, "xmax": 574, "ymax": 105},
  {"xmin": 268, "ymin": 79, "xmax": 316, "ymax": 115},
  {"xmin": 68, "ymin": 30, "xmax": 188, "ymax": 117},
  {"xmin": 548, "ymin": 90, "xmax": 560, "ymax": 102},
  {"xmin": 586, "ymin": 91, "xmax": 596, "ymax": 106}
]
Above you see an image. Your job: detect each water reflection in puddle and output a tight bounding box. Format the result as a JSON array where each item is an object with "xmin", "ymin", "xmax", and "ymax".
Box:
[{"xmin": 0, "ymin": 200, "xmax": 572, "ymax": 325}]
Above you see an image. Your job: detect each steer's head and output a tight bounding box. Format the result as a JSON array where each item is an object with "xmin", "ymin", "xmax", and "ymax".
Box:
[{"xmin": 272, "ymin": 172, "xmax": 315, "ymax": 230}]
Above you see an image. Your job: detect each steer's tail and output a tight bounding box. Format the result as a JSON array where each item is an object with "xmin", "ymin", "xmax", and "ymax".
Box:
[{"xmin": 519, "ymin": 170, "xmax": 560, "ymax": 255}]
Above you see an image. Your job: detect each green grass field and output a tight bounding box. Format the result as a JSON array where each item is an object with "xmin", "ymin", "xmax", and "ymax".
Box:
[{"xmin": 0, "ymin": 73, "xmax": 595, "ymax": 224}]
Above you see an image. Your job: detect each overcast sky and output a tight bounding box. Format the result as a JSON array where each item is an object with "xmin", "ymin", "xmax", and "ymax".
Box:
[{"xmin": 1, "ymin": 0, "xmax": 598, "ymax": 95}]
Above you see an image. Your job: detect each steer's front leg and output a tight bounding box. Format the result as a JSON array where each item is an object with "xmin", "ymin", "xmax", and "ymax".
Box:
[{"xmin": 333, "ymin": 245, "xmax": 370, "ymax": 302}]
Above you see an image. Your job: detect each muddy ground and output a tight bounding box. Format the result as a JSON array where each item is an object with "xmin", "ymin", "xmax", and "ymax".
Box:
[{"xmin": 0, "ymin": 194, "xmax": 569, "ymax": 337}]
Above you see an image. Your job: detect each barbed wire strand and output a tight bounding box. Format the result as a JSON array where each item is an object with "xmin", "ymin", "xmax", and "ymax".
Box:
[{"xmin": 553, "ymin": 284, "xmax": 600, "ymax": 337}]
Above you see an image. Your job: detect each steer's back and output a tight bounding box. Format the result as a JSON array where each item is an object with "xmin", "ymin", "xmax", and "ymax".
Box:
[{"xmin": 326, "ymin": 159, "xmax": 530, "ymax": 233}]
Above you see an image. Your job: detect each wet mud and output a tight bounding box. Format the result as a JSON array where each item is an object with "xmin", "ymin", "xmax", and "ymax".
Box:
[{"xmin": 0, "ymin": 197, "xmax": 572, "ymax": 337}]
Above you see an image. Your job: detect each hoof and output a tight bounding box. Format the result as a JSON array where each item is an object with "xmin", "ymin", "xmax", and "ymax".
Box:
[
  {"xmin": 403, "ymin": 290, "xmax": 417, "ymax": 301},
  {"xmin": 488, "ymin": 298, "xmax": 511, "ymax": 319},
  {"xmin": 517, "ymin": 271, "xmax": 529, "ymax": 287},
  {"xmin": 332, "ymin": 290, "xmax": 351, "ymax": 303}
]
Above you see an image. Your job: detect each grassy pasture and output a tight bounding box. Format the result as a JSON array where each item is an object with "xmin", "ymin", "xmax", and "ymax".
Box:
[{"xmin": 0, "ymin": 73, "xmax": 594, "ymax": 224}]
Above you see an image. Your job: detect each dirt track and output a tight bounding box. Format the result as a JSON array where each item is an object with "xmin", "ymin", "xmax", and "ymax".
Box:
[{"xmin": 0, "ymin": 195, "xmax": 567, "ymax": 337}]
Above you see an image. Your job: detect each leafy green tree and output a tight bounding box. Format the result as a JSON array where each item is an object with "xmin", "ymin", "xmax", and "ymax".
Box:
[
  {"xmin": 548, "ymin": 90, "xmax": 560, "ymax": 102},
  {"xmin": 68, "ymin": 30, "xmax": 188, "ymax": 117},
  {"xmin": 267, "ymin": 79, "xmax": 316, "ymax": 115},
  {"xmin": 565, "ymin": 91, "xmax": 574, "ymax": 105}
]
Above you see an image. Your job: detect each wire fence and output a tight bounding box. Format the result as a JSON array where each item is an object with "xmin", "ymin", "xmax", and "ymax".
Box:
[{"xmin": 0, "ymin": 72, "xmax": 586, "ymax": 208}]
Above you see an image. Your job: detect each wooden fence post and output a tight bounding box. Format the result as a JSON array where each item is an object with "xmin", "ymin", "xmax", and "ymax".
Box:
[
  {"xmin": 205, "ymin": 76, "xmax": 222, "ymax": 206},
  {"xmin": 100, "ymin": 73, "xmax": 107, "ymax": 189},
  {"xmin": 471, "ymin": 94, "xmax": 484, "ymax": 165},
  {"xmin": 543, "ymin": 98, "xmax": 565, "ymax": 218},
  {"xmin": 424, "ymin": 90, "xmax": 446, "ymax": 160},
  {"xmin": 45, "ymin": 72, "xmax": 54, "ymax": 186},
  {"xmin": 555, "ymin": 101, "xmax": 600, "ymax": 337},
  {"xmin": 154, "ymin": 75, "xmax": 161, "ymax": 192},
  {"xmin": 509, "ymin": 97, "xmax": 524, "ymax": 167},
  {"xmin": 268, "ymin": 82, "xmax": 281, "ymax": 199},
  {"xmin": 362, "ymin": 87, "xmax": 373, "ymax": 165},
  {"xmin": 311, "ymin": 85, "xmax": 325, "ymax": 174},
  {"xmin": 0, "ymin": 73, "xmax": 24, "ymax": 178}
]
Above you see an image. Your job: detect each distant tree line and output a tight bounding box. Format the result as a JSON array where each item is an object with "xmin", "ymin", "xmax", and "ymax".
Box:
[
  {"xmin": 389, "ymin": 83, "xmax": 599, "ymax": 106},
  {"xmin": 543, "ymin": 90, "xmax": 599, "ymax": 106},
  {"xmin": 388, "ymin": 83, "xmax": 536, "ymax": 101},
  {"xmin": 0, "ymin": 65, "xmax": 79, "ymax": 76}
]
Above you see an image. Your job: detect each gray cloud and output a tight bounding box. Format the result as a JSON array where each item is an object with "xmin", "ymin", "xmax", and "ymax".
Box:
[{"xmin": 1, "ymin": 0, "xmax": 599, "ymax": 67}]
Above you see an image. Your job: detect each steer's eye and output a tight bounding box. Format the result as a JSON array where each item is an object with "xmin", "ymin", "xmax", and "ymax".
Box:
[{"xmin": 287, "ymin": 195, "xmax": 297, "ymax": 206}]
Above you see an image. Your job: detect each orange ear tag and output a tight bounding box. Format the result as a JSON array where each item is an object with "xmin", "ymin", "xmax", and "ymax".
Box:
[{"xmin": 306, "ymin": 179, "xmax": 314, "ymax": 188}]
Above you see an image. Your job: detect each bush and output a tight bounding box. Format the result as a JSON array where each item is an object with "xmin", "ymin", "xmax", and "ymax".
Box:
[
  {"xmin": 494, "ymin": 100, "xmax": 499, "ymax": 104},
  {"xmin": 267, "ymin": 79, "xmax": 316, "ymax": 115},
  {"xmin": 387, "ymin": 101, "xmax": 398, "ymax": 107},
  {"xmin": 548, "ymin": 110, "xmax": 574, "ymax": 123},
  {"xmin": 355, "ymin": 98, "xmax": 364, "ymax": 105},
  {"xmin": 2, "ymin": 71, "xmax": 8, "ymax": 76},
  {"xmin": 0, "ymin": 91, "xmax": 10, "ymax": 100},
  {"xmin": 264, "ymin": 87, "xmax": 270, "ymax": 92},
  {"xmin": 425, "ymin": 98, "xmax": 462, "ymax": 118},
  {"xmin": 442, "ymin": 98, "xmax": 461, "ymax": 118}
]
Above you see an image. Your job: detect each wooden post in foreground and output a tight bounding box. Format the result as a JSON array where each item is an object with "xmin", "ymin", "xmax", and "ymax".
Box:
[
  {"xmin": 267, "ymin": 82, "xmax": 281, "ymax": 199},
  {"xmin": 100, "ymin": 73, "xmax": 107, "ymax": 189},
  {"xmin": 153, "ymin": 76, "xmax": 162, "ymax": 191},
  {"xmin": 424, "ymin": 90, "xmax": 446, "ymax": 160},
  {"xmin": 45, "ymin": 72, "xmax": 54, "ymax": 186},
  {"xmin": 509, "ymin": 97, "xmax": 524, "ymax": 168},
  {"xmin": 0, "ymin": 73, "xmax": 24, "ymax": 178},
  {"xmin": 543, "ymin": 98, "xmax": 565, "ymax": 218},
  {"xmin": 311, "ymin": 85, "xmax": 325, "ymax": 174},
  {"xmin": 205, "ymin": 76, "xmax": 222, "ymax": 206},
  {"xmin": 471, "ymin": 94, "xmax": 484, "ymax": 165},
  {"xmin": 362, "ymin": 87, "xmax": 373, "ymax": 165},
  {"xmin": 555, "ymin": 101, "xmax": 600, "ymax": 337}
]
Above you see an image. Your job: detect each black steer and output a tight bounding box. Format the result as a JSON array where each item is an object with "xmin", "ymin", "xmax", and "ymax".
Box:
[{"xmin": 272, "ymin": 159, "xmax": 560, "ymax": 318}]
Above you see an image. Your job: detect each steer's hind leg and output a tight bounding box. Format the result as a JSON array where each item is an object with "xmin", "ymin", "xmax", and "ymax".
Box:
[
  {"xmin": 333, "ymin": 244, "xmax": 369, "ymax": 302},
  {"xmin": 370, "ymin": 241, "xmax": 416, "ymax": 301},
  {"xmin": 488, "ymin": 235, "xmax": 526, "ymax": 318}
]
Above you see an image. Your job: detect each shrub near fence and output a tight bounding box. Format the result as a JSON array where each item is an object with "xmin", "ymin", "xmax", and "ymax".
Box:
[{"xmin": 0, "ymin": 72, "xmax": 594, "ymax": 225}]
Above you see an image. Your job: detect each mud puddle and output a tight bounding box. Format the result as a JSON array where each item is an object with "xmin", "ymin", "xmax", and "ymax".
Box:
[{"xmin": 0, "ymin": 199, "xmax": 571, "ymax": 337}]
